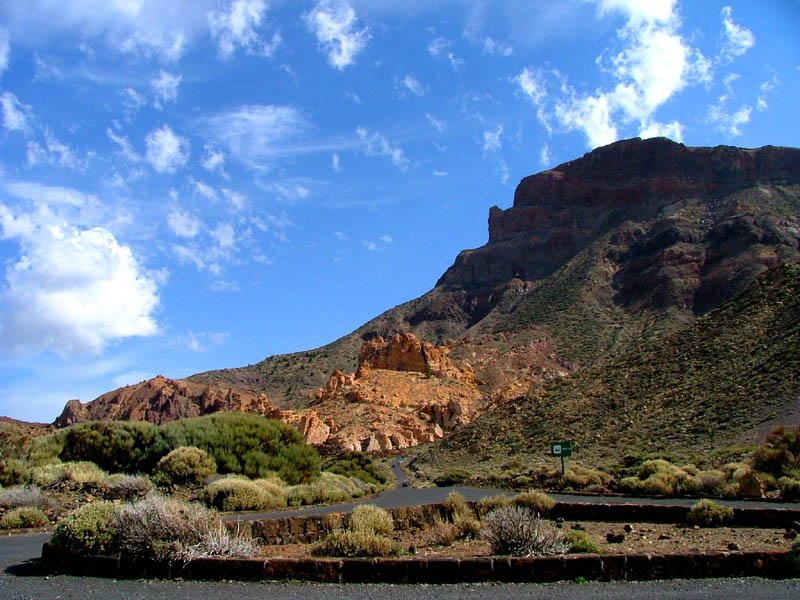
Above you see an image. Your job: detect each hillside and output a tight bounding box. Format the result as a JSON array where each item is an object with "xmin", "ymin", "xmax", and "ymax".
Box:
[
  {"xmin": 189, "ymin": 137, "xmax": 800, "ymax": 408},
  {"xmin": 414, "ymin": 261, "xmax": 800, "ymax": 476}
]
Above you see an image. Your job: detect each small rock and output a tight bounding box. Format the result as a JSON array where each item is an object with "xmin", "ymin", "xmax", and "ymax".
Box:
[
  {"xmin": 624, "ymin": 524, "xmax": 634, "ymax": 533},
  {"xmin": 727, "ymin": 542, "xmax": 740, "ymax": 551},
  {"xmin": 408, "ymin": 545, "xmax": 417, "ymax": 555},
  {"xmin": 606, "ymin": 533, "xmax": 625, "ymax": 544},
  {"xmin": 658, "ymin": 534, "xmax": 671, "ymax": 540}
]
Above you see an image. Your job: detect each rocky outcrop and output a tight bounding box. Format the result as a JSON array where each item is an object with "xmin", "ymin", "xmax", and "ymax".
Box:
[{"xmin": 53, "ymin": 375, "xmax": 283, "ymax": 427}]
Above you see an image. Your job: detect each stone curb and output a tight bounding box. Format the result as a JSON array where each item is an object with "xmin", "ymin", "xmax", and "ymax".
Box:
[{"xmin": 40, "ymin": 542, "xmax": 798, "ymax": 583}]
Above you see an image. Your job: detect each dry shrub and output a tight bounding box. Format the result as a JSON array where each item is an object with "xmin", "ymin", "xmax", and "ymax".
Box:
[
  {"xmin": 0, "ymin": 485, "xmax": 51, "ymax": 509},
  {"xmin": 51, "ymin": 501, "xmax": 117, "ymax": 555},
  {"xmin": 477, "ymin": 494, "xmax": 510, "ymax": 518},
  {"xmin": 777, "ymin": 477, "xmax": 800, "ymax": 501},
  {"xmin": 349, "ymin": 504, "xmax": 393, "ymax": 536},
  {"xmin": 32, "ymin": 461, "xmax": 107, "ymax": 488},
  {"xmin": 431, "ymin": 518, "xmax": 457, "ymax": 546},
  {"xmin": 153, "ymin": 446, "xmax": 216, "ymax": 486},
  {"xmin": 103, "ymin": 474, "xmax": 153, "ymax": 499},
  {"xmin": 687, "ymin": 499, "xmax": 734, "ymax": 527},
  {"xmin": 0, "ymin": 458, "xmax": 32, "ymax": 486},
  {"xmin": 511, "ymin": 490, "xmax": 555, "ymax": 516},
  {"xmin": 114, "ymin": 494, "xmax": 217, "ymax": 559},
  {"xmin": 694, "ymin": 469, "xmax": 726, "ymax": 496},
  {"xmin": 445, "ymin": 491, "xmax": 470, "ymax": 520},
  {"xmin": 483, "ymin": 506, "xmax": 569, "ymax": 557},
  {"xmin": 312, "ymin": 532, "xmax": 400, "ymax": 557},
  {"xmin": 0, "ymin": 506, "xmax": 49, "ymax": 529},
  {"xmin": 205, "ymin": 477, "xmax": 284, "ymax": 511},
  {"xmin": 453, "ymin": 513, "xmax": 482, "ymax": 539},
  {"xmin": 177, "ymin": 521, "xmax": 259, "ymax": 560}
]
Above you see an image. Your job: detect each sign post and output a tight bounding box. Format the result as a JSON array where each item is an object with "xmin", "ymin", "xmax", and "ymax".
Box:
[{"xmin": 550, "ymin": 441, "xmax": 573, "ymax": 476}]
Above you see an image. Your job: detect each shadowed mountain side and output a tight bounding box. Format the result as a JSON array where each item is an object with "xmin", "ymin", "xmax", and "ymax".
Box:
[{"xmin": 414, "ymin": 262, "xmax": 800, "ymax": 477}]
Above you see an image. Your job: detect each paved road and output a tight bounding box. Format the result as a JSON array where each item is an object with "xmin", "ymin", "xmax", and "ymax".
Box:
[{"xmin": 2, "ymin": 532, "xmax": 800, "ymax": 600}]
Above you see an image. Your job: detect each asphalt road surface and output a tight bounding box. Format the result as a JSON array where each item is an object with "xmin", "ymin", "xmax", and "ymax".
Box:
[{"xmin": 2, "ymin": 532, "xmax": 800, "ymax": 600}]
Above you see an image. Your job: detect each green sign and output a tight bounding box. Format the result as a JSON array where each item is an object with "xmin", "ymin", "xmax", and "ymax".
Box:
[{"xmin": 551, "ymin": 441, "xmax": 572, "ymax": 457}]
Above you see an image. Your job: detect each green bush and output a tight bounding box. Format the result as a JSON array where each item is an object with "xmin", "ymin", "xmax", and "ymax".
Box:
[
  {"xmin": 511, "ymin": 490, "xmax": 555, "ymax": 516},
  {"xmin": 483, "ymin": 506, "xmax": 569, "ymax": 557},
  {"xmin": 433, "ymin": 468, "xmax": 472, "ymax": 487},
  {"xmin": 205, "ymin": 477, "xmax": 286, "ymax": 511},
  {"xmin": 311, "ymin": 531, "xmax": 400, "ymax": 557},
  {"xmin": 31, "ymin": 461, "xmax": 107, "ymax": 488},
  {"xmin": 687, "ymin": 499, "xmax": 734, "ymax": 527},
  {"xmin": 322, "ymin": 452, "xmax": 388, "ymax": 487},
  {"xmin": 348, "ymin": 504, "xmax": 393, "ymax": 536},
  {"xmin": 0, "ymin": 506, "xmax": 49, "ymax": 529},
  {"xmin": 153, "ymin": 446, "xmax": 216, "ymax": 485},
  {"xmin": 564, "ymin": 530, "xmax": 601, "ymax": 554},
  {"xmin": 59, "ymin": 421, "xmax": 160, "ymax": 474},
  {"xmin": 777, "ymin": 477, "xmax": 800, "ymax": 501},
  {"xmin": 52, "ymin": 501, "xmax": 117, "ymax": 555},
  {"xmin": 752, "ymin": 425, "xmax": 800, "ymax": 478},
  {"xmin": 0, "ymin": 458, "xmax": 32, "ymax": 486},
  {"xmin": 477, "ymin": 494, "xmax": 511, "ymax": 518}
]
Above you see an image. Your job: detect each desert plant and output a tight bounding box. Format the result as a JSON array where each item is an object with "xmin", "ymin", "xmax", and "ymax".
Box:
[
  {"xmin": 59, "ymin": 421, "xmax": 160, "ymax": 474},
  {"xmin": 694, "ymin": 469, "xmax": 726, "ymax": 496},
  {"xmin": 564, "ymin": 529, "xmax": 601, "ymax": 554},
  {"xmin": 777, "ymin": 476, "xmax": 800, "ymax": 501},
  {"xmin": 477, "ymin": 494, "xmax": 511, "ymax": 518},
  {"xmin": 433, "ymin": 468, "xmax": 472, "ymax": 487},
  {"xmin": 444, "ymin": 491, "xmax": 470, "ymax": 520},
  {"xmin": 453, "ymin": 513, "xmax": 482, "ymax": 539},
  {"xmin": 176, "ymin": 521, "xmax": 259, "ymax": 560},
  {"xmin": 752, "ymin": 425, "xmax": 800, "ymax": 478},
  {"xmin": 113, "ymin": 494, "xmax": 216, "ymax": 559},
  {"xmin": 103, "ymin": 474, "xmax": 153, "ymax": 499},
  {"xmin": 483, "ymin": 506, "xmax": 569, "ymax": 557},
  {"xmin": 51, "ymin": 501, "xmax": 117, "ymax": 555},
  {"xmin": 311, "ymin": 531, "xmax": 400, "ymax": 557},
  {"xmin": 153, "ymin": 446, "xmax": 217, "ymax": 486},
  {"xmin": 511, "ymin": 490, "xmax": 556, "ymax": 516},
  {"xmin": 31, "ymin": 461, "xmax": 107, "ymax": 488},
  {"xmin": 205, "ymin": 477, "xmax": 284, "ymax": 511},
  {"xmin": 0, "ymin": 485, "xmax": 51, "ymax": 509},
  {"xmin": 322, "ymin": 452, "xmax": 388, "ymax": 487},
  {"xmin": 348, "ymin": 504, "xmax": 393, "ymax": 536},
  {"xmin": 687, "ymin": 499, "xmax": 734, "ymax": 527},
  {"xmin": 430, "ymin": 518, "xmax": 457, "ymax": 546},
  {"xmin": 0, "ymin": 458, "xmax": 32, "ymax": 486},
  {"xmin": 0, "ymin": 506, "xmax": 49, "ymax": 529}
]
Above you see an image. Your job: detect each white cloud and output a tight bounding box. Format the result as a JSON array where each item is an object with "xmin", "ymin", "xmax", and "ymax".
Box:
[
  {"xmin": 380, "ymin": 235, "xmax": 393, "ymax": 244},
  {"xmin": 151, "ymin": 70, "xmax": 182, "ymax": 107},
  {"xmin": 757, "ymin": 75, "xmax": 779, "ymax": 111},
  {"xmin": 222, "ymin": 188, "xmax": 246, "ymax": 211},
  {"xmin": 720, "ymin": 6, "xmax": 754, "ymax": 62},
  {"xmin": 426, "ymin": 112, "xmax": 445, "ymax": 132},
  {"xmin": 363, "ymin": 240, "xmax": 377, "ymax": 251},
  {"xmin": 516, "ymin": 67, "xmax": 546, "ymax": 105},
  {"xmin": 0, "ymin": 29, "xmax": 9, "ymax": 77},
  {"xmin": 145, "ymin": 125, "xmax": 189, "ymax": 173},
  {"xmin": 397, "ymin": 74, "xmax": 426, "ymax": 97},
  {"xmin": 356, "ymin": 127, "xmax": 410, "ymax": 172},
  {"xmin": 4, "ymin": 181, "xmax": 95, "ymax": 208},
  {"xmin": 202, "ymin": 105, "xmax": 310, "ymax": 168},
  {"xmin": 304, "ymin": 0, "xmax": 370, "ymax": 70},
  {"xmin": 26, "ymin": 130, "xmax": 93, "ymax": 170},
  {"xmin": 332, "ymin": 153, "xmax": 341, "ymax": 171},
  {"xmin": 481, "ymin": 36, "xmax": 512, "ymax": 56},
  {"xmin": 708, "ymin": 102, "xmax": 751, "ymax": 137},
  {"xmin": 1, "ymin": 91, "xmax": 32, "ymax": 132},
  {"xmin": 639, "ymin": 118, "xmax": 683, "ymax": 141},
  {"xmin": 192, "ymin": 179, "xmax": 218, "ymax": 201},
  {"xmin": 428, "ymin": 36, "xmax": 463, "ymax": 68},
  {"xmin": 0, "ymin": 203, "xmax": 160, "ymax": 357},
  {"xmin": 207, "ymin": 0, "xmax": 280, "ymax": 59},
  {"xmin": 201, "ymin": 144, "xmax": 226, "ymax": 172},
  {"xmin": 120, "ymin": 88, "xmax": 146, "ymax": 120},
  {"xmin": 482, "ymin": 125, "xmax": 503, "ymax": 153},
  {"xmin": 167, "ymin": 209, "xmax": 202, "ymax": 238},
  {"xmin": 107, "ymin": 128, "xmax": 141, "ymax": 163},
  {"xmin": 180, "ymin": 330, "xmax": 228, "ymax": 353},
  {"xmin": 211, "ymin": 222, "xmax": 235, "ymax": 249},
  {"xmin": 539, "ymin": 144, "xmax": 551, "ymax": 167}
]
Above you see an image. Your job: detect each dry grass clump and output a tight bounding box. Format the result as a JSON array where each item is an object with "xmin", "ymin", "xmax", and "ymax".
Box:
[
  {"xmin": 348, "ymin": 504, "xmax": 393, "ymax": 536},
  {"xmin": 177, "ymin": 521, "xmax": 260, "ymax": 560},
  {"xmin": 511, "ymin": 490, "xmax": 555, "ymax": 516},
  {"xmin": 153, "ymin": 446, "xmax": 216, "ymax": 486},
  {"xmin": 205, "ymin": 476, "xmax": 286, "ymax": 511},
  {"xmin": 0, "ymin": 485, "xmax": 51, "ymax": 510},
  {"xmin": 477, "ymin": 494, "xmax": 511, "ymax": 518},
  {"xmin": 103, "ymin": 474, "xmax": 153, "ymax": 499},
  {"xmin": 687, "ymin": 499, "xmax": 734, "ymax": 527},
  {"xmin": 0, "ymin": 506, "xmax": 49, "ymax": 529},
  {"xmin": 430, "ymin": 518, "xmax": 458, "ymax": 546},
  {"xmin": 483, "ymin": 506, "xmax": 569, "ymax": 557},
  {"xmin": 32, "ymin": 461, "xmax": 107, "ymax": 488}
]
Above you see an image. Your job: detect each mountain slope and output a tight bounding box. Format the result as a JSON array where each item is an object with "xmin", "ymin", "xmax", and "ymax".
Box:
[{"xmin": 415, "ymin": 261, "xmax": 800, "ymax": 475}]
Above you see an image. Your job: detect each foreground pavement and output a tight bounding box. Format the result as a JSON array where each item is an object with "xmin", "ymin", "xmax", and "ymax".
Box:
[{"xmin": 2, "ymin": 533, "xmax": 799, "ymax": 600}]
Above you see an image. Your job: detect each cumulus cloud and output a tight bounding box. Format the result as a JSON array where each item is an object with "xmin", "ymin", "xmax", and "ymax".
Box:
[
  {"xmin": 1, "ymin": 91, "xmax": 32, "ymax": 132},
  {"xmin": 356, "ymin": 127, "xmax": 409, "ymax": 172},
  {"xmin": 207, "ymin": 0, "xmax": 280, "ymax": 59},
  {"xmin": 304, "ymin": 0, "xmax": 370, "ymax": 70},
  {"xmin": 145, "ymin": 125, "xmax": 189, "ymax": 173},
  {"xmin": 202, "ymin": 105, "xmax": 310, "ymax": 169},
  {"xmin": 151, "ymin": 70, "xmax": 181, "ymax": 107},
  {"xmin": 0, "ymin": 203, "xmax": 160, "ymax": 357},
  {"xmin": 720, "ymin": 6, "xmax": 754, "ymax": 62}
]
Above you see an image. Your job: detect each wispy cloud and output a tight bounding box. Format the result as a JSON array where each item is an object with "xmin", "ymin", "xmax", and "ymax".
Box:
[
  {"xmin": 356, "ymin": 127, "xmax": 410, "ymax": 172},
  {"xmin": 1, "ymin": 91, "xmax": 32, "ymax": 132},
  {"xmin": 151, "ymin": 70, "xmax": 182, "ymax": 108},
  {"xmin": 396, "ymin": 74, "xmax": 426, "ymax": 97},
  {"xmin": 207, "ymin": 0, "xmax": 281, "ymax": 59},
  {"xmin": 719, "ymin": 5, "xmax": 754, "ymax": 62},
  {"xmin": 304, "ymin": 0, "xmax": 370, "ymax": 70},
  {"xmin": 145, "ymin": 124, "xmax": 189, "ymax": 173}
]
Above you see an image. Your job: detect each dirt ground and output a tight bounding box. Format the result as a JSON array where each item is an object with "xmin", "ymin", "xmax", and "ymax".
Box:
[{"xmin": 258, "ymin": 521, "xmax": 797, "ymax": 559}]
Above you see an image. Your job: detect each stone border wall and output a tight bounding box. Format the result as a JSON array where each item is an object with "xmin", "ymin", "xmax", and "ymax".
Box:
[
  {"xmin": 229, "ymin": 500, "xmax": 800, "ymax": 545},
  {"xmin": 40, "ymin": 543, "xmax": 797, "ymax": 583}
]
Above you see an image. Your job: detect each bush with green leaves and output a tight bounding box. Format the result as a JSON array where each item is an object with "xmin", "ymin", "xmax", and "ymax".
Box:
[
  {"xmin": 687, "ymin": 499, "xmax": 734, "ymax": 527},
  {"xmin": 564, "ymin": 530, "xmax": 601, "ymax": 554},
  {"xmin": 483, "ymin": 506, "xmax": 569, "ymax": 557},
  {"xmin": 348, "ymin": 504, "xmax": 393, "ymax": 536},
  {"xmin": 52, "ymin": 501, "xmax": 117, "ymax": 555},
  {"xmin": 311, "ymin": 531, "xmax": 400, "ymax": 557},
  {"xmin": 32, "ymin": 461, "xmax": 107, "ymax": 488},
  {"xmin": 777, "ymin": 476, "xmax": 800, "ymax": 501},
  {"xmin": 153, "ymin": 446, "xmax": 216, "ymax": 485},
  {"xmin": 477, "ymin": 494, "xmax": 511, "ymax": 518},
  {"xmin": 59, "ymin": 421, "xmax": 160, "ymax": 474},
  {"xmin": 0, "ymin": 506, "xmax": 49, "ymax": 529},
  {"xmin": 322, "ymin": 452, "xmax": 388, "ymax": 487},
  {"xmin": 0, "ymin": 458, "xmax": 32, "ymax": 486},
  {"xmin": 433, "ymin": 468, "xmax": 472, "ymax": 487},
  {"xmin": 511, "ymin": 490, "xmax": 556, "ymax": 516},
  {"xmin": 205, "ymin": 477, "xmax": 286, "ymax": 511},
  {"xmin": 752, "ymin": 425, "xmax": 800, "ymax": 479}
]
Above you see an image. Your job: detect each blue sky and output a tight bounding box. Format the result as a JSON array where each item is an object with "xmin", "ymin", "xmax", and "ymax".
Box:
[{"xmin": 0, "ymin": 0, "xmax": 797, "ymax": 423}]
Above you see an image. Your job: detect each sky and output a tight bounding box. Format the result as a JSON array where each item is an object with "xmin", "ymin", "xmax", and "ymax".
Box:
[{"xmin": 0, "ymin": 0, "xmax": 798, "ymax": 423}]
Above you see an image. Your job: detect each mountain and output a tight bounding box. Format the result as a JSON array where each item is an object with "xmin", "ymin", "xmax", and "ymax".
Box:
[{"xmin": 54, "ymin": 137, "xmax": 800, "ymax": 456}]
